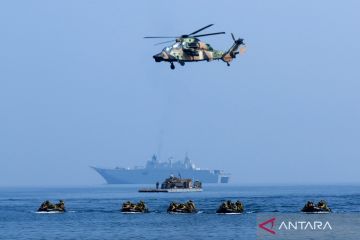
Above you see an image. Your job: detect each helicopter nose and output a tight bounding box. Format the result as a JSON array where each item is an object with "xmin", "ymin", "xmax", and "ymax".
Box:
[{"xmin": 153, "ymin": 53, "xmax": 163, "ymax": 62}]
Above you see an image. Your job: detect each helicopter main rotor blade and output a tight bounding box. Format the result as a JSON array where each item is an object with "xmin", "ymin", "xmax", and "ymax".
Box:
[
  {"xmin": 191, "ymin": 32, "xmax": 225, "ymax": 38},
  {"xmin": 231, "ymin": 33, "xmax": 236, "ymax": 41},
  {"xmin": 144, "ymin": 36, "xmax": 178, "ymax": 39},
  {"xmin": 188, "ymin": 24, "xmax": 214, "ymax": 36},
  {"xmin": 154, "ymin": 39, "xmax": 176, "ymax": 46}
]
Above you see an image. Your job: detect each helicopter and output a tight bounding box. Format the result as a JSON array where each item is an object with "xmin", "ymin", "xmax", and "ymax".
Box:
[{"xmin": 144, "ymin": 24, "xmax": 245, "ymax": 69}]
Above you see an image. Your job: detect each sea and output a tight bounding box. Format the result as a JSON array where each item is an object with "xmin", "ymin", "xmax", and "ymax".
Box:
[{"xmin": 1, "ymin": 185, "xmax": 360, "ymax": 240}]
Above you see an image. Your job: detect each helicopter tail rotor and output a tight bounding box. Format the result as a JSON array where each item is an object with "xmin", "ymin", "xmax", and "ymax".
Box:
[
  {"xmin": 231, "ymin": 33, "xmax": 236, "ymax": 42},
  {"xmin": 221, "ymin": 33, "xmax": 246, "ymax": 65}
]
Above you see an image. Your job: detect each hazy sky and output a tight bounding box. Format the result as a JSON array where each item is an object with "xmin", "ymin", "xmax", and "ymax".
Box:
[{"xmin": 1, "ymin": 0, "xmax": 359, "ymax": 186}]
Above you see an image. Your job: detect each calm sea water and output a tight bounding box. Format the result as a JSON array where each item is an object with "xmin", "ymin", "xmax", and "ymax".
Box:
[{"xmin": 0, "ymin": 185, "xmax": 359, "ymax": 239}]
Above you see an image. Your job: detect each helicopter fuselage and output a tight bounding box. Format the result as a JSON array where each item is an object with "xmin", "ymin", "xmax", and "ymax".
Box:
[{"xmin": 153, "ymin": 38, "xmax": 224, "ymax": 64}]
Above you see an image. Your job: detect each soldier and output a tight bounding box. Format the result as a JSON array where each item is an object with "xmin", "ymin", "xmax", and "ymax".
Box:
[
  {"xmin": 317, "ymin": 200, "xmax": 331, "ymax": 212},
  {"xmin": 317, "ymin": 200, "xmax": 325, "ymax": 208},
  {"xmin": 230, "ymin": 201, "xmax": 237, "ymax": 211},
  {"xmin": 167, "ymin": 202, "xmax": 177, "ymax": 212},
  {"xmin": 38, "ymin": 200, "xmax": 49, "ymax": 211},
  {"xmin": 122, "ymin": 201, "xmax": 132, "ymax": 211},
  {"xmin": 226, "ymin": 200, "xmax": 233, "ymax": 210},
  {"xmin": 235, "ymin": 201, "xmax": 244, "ymax": 212},
  {"xmin": 47, "ymin": 201, "xmax": 55, "ymax": 210},
  {"xmin": 136, "ymin": 201, "xmax": 146, "ymax": 212},
  {"xmin": 55, "ymin": 200, "xmax": 65, "ymax": 212},
  {"xmin": 130, "ymin": 202, "xmax": 136, "ymax": 211},
  {"xmin": 178, "ymin": 203, "xmax": 186, "ymax": 210},
  {"xmin": 222, "ymin": 201, "xmax": 229, "ymax": 210},
  {"xmin": 186, "ymin": 200, "xmax": 196, "ymax": 212},
  {"xmin": 302, "ymin": 201, "xmax": 315, "ymax": 212}
]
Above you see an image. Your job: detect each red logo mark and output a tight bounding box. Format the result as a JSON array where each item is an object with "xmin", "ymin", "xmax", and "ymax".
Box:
[{"xmin": 259, "ymin": 217, "xmax": 276, "ymax": 235}]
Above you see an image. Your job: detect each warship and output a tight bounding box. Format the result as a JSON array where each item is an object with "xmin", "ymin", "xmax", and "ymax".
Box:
[{"xmin": 92, "ymin": 155, "xmax": 230, "ymax": 184}]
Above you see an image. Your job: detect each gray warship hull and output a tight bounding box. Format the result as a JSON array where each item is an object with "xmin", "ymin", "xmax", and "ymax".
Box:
[{"xmin": 92, "ymin": 167, "xmax": 230, "ymax": 184}]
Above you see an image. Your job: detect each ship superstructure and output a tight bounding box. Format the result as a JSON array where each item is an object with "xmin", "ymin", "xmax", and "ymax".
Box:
[{"xmin": 92, "ymin": 155, "xmax": 230, "ymax": 184}]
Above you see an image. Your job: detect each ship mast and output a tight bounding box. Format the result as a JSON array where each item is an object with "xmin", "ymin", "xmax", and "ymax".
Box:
[{"xmin": 156, "ymin": 129, "xmax": 164, "ymax": 162}]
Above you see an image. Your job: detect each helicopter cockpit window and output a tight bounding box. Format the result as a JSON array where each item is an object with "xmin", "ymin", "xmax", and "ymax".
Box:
[
  {"xmin": 173, "ymin": 42, "xmax": 181, "ymax": 49},
  {"xmin": 163, "ymin": 46, "xmax": 172, "ymax": 52}
]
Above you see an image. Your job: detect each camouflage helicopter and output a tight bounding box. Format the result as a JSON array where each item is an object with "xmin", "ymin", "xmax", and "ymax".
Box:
[{"xmin": 144, "ymin": 24, "xmax": 245, "ymax": 69}]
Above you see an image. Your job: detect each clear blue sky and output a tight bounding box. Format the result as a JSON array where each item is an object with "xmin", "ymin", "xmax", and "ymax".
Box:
[{"xmin": 0, "ymin": 0, "xmax": 359, "ymax": 186}]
